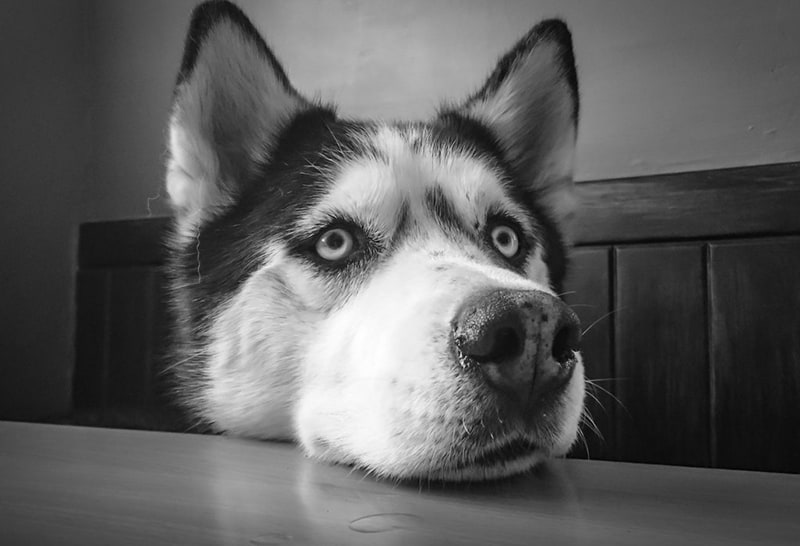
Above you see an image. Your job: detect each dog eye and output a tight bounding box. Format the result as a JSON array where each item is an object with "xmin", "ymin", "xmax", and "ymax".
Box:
[
  {"xmin": 315, "ymin": 227, "xmax": 355, "ymax": 261},
  {"xmin": 490, "ymin": 224, "xmax": 520, "ymax": 258}
]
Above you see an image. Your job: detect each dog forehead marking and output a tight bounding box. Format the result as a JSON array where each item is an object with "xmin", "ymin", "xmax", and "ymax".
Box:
[{"xmin": 298, "ymin": 124, "xmax": 531, "ymax": 237}]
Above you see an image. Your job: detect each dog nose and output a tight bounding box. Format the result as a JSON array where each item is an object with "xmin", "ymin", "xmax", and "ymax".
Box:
[{"xmin": 453, "ymin": 289, "xmax": 581, "ymax": 409}]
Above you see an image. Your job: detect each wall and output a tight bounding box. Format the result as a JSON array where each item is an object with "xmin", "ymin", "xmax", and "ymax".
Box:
[
  {"xmin": 87, "ymin": 0, "xmax": 800, "ymax": 222},
  {"xmin": 0, "ymin": 1, "xmax": 90, "ymax": 419},
  {"xmin": 2, "ymin": 0, "xmax": 799, "ymax": 420}
]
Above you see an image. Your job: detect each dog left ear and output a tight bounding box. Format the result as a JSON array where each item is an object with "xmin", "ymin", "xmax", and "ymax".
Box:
[
  {"xmin": 166, "ymin": 1, "xmax": 308, "ymax": 221},
  {"xmin": 446, "ymin": 20, "xmax": 579, "ymax": 224}
]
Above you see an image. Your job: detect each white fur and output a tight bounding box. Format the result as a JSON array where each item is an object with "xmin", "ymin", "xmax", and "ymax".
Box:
[
  {"xmin": 203, "ymin": 257, "xmax": 313, "ymax": 438},
  {"xmin": 297, "ymin": 125, "xmax": 538, "ymax": 244},
  {"xmin": 166, "ymin": 9, "xmax": 583, "ymax": 480},
  {"xmin": 198, "ymin": 132, "xmax": 582, "ymax": 479},
  {"xmin": 465, "ymin": 42, "xmax": 578, "ymax": 228},
  {"xmin": 166, "ymin": 18, "xmax": 305, "ymax": 241}
]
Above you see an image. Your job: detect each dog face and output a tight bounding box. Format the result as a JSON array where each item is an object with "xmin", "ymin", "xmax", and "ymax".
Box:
[{"xmin": 165, "ymin": 1, "xmax": 584, "ymax": 481}]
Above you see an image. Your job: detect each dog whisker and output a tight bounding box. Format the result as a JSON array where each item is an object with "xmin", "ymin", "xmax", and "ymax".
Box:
[
  {"xmin": 327, "ymin": 126, "xmax": 347, "ymax": 157},
  {"xmin": 193, "ymin": 225, "xmax": 202, "ymax": 283},
  {"xmin": 580, "ymin": 409, "xmax": 603, "ymax": 442},
  {"xmin": 145, "ymin": 191, "xmax": 161, "ymax": 217},
  {"xmin": 580, "ymin": 308, "xmax": 621, "ymax": 336},
  {"xmin": 583, "ymin": 388, "xmax": 605, "ymax": 412},
  {"xmin": 585, "ymin": 380, "xmax": 629, "ymax": 415},
  {"xmin": 158, "ymin": 350, "xmax": 209, "ymax": 376},
  {"xmin": 576, "ymin": 426, "xmax": 591, "ymax": 460}
]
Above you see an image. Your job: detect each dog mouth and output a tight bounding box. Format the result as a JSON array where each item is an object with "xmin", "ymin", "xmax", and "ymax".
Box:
[
  {"xmin": 466, "ymin": 437, "xmax": 540, "ymax": 468},
  {"xmin": 414, "ymin": 436, "xmax": 545, "ymax": 482},
  {"xmin": 435, "ymin": 435, "xmax": 543, "ymax": 477}
]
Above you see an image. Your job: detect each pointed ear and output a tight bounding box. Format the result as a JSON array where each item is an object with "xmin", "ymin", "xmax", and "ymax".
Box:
[
  {"xmin": 445, "ymin": 20, "xmax": 579, "ymax": 224},
  {"xmin": 166, "ymin": 1, "xmax": 308, "ymax": 219}
]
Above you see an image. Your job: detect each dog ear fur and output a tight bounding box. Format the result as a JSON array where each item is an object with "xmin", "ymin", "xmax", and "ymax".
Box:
[
  {"xmin": 447, "ymin": 20, "xmax": 580, "ymax": 224},
  {"xmin": 166, "ymin": 0, "xmax": 307, "ymax": 220}
]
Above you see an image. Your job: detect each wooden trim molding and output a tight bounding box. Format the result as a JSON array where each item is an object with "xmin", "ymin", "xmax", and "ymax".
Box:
[
  {"xmin": 78, "ymin": 162, "xmax": 800, "ymax": 267},
  {"xmin": 573, "ymin": 162, "xmax": 800, "ymax": 245},
  {"xmin": 80, "ymin": 218, "xmax": 170, "ymax": 268}
]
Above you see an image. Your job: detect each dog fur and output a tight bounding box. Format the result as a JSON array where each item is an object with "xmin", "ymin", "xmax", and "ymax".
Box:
[{"xmin": 164, "ymin": 0, "xmax": 584, "ymax": 481}]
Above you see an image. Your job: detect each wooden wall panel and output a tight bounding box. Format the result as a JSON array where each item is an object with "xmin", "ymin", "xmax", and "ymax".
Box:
[
  {"xmin": 149, "ymin": 268, "xmax": 174, "ymax": 408},
  {"xmin": 575, "ymin": 163, "xmax": 800, "ymax": 244},
  {"xmin": 563, "ymin": 247, "xmax": 614, "ymax": 461},
  {"xmin": 74, "ymin": 266, "xmax": 175, "ymax": 413},
  {"xmin": 73, "ymin": 270, "xmax": 110, "ymax": 409},
  {"xmin": 79, "ymin": 219, "xmax": 168, "ymax": 268},
  {"xmin": 709, "ymin": 238, "xmax": 800, "ymax": 473},
  {"xmin": 614, "ymin": 245, "xmax": 710, "ymax": 466},
  {"xmin": 71, "ymin": 162, "xmax": 800, "ymax": 469},
  {"xmin": 106, "ymin": 267, "xmax": 159, "ymax": 408},
  {"xmin": 75, "ymin": 164, "xmax": 800, "ymax": 265}
]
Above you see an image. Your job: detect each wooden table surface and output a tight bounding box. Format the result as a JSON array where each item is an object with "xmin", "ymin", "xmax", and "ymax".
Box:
[{"xmin": 1, "ymin": 421, "xmax": 798, "ymax": 545}]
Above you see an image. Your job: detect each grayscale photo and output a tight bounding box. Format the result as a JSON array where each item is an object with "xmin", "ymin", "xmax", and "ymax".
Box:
[{"xmin": 1, "ymin": 1, "xmax": 798, "ymax": 544}]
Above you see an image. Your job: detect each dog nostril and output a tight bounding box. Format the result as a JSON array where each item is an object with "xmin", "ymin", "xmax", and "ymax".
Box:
[
  {"xmin": 471, "ymin": 325, "xmax": 523, "ymax": 364},
  {"xmin": 552, "ymin": 323, "xmax": 581, "ymax": 364}
]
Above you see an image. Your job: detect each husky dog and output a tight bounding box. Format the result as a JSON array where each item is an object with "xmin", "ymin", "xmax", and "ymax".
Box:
[{"xmin": 165, "ymin": 0, "xmax": 584, "ymax": 481}]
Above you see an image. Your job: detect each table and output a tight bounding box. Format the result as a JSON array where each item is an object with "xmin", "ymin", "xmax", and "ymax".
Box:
[{"xmin": 1, "ymin": 421, "xmax": 798, "ymax": 545}]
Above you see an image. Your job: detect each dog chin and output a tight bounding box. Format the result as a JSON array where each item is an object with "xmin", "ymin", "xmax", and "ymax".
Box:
[
  {"xmin": 306, "ymin": 435, "xmax": 558, "ymax": 482},
  {"xmin": 431, "ymin": 449, "xmax": 549, "ymax": 482},
  {"xmin": 297, "ymin": 357, "xmax": 584, "ymax": 482}
]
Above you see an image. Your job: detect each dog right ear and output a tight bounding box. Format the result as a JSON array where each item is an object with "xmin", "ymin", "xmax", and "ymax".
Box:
[
  {"xmin": 443, "ymin": 20, "xmax": 580, "ymax": 226},
  {"xmin": 166, "ymin": 0, "xmax": 307, "ymax": 220}
]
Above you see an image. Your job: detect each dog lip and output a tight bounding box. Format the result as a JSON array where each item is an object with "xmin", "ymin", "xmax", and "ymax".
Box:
[{"xmin": 458, "ymin": 437, "xmax": 539, "ymax": 470}]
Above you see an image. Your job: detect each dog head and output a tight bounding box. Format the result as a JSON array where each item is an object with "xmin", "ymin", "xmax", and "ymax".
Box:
[{"xmin": 165, "ymin": 0, "xmax": 583, "ymax": 481}]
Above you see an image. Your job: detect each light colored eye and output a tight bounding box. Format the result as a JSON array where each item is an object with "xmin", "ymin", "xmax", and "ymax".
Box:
[
  {"xmin": 315, "ymin": 227, "xmax": 355, "ymax": 261},
  {"xmin": 491, "ymin": 224, "xmax": 520, "ymax": 258}
]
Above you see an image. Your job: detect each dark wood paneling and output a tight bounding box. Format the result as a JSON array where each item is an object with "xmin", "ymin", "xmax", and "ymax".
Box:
[
  {"xmin": 614, "ymin": 244, "xmax": 710, "ymax": 466},
  {"xmin": 106, "ymin": 267, "xmax": 159, "ymax": 408},
  {"xmin": 77, "ymin": 164, "xmax": 800, "ymax": 267},
  {"xmin": 73, "ymin": 270, "xmax": 110, "ymax": 409},
  {"xmin": 148, "ymin": 268, "xmax": 174, "ymax": 408},
  {"xmin": 563, "ymin": 247, "xmax": 615, "ymax": 461},
  {"xmin": 574, "ymin": 162, "xmax": 800, "ymax": 244},
  {"xmin": 709, "ymin": 238, "xmax": 800, "ymax": 473},
  {"xmin": 72, "ymin": 163, "xmax": 800, "ymax": 470},
  {"xmin": 79, "ymin": 217, "xmax": 170, "ymax": 268},
  {"xmin": 74, "ymin": 266, "xmax": 174, "ymax": 412}
]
